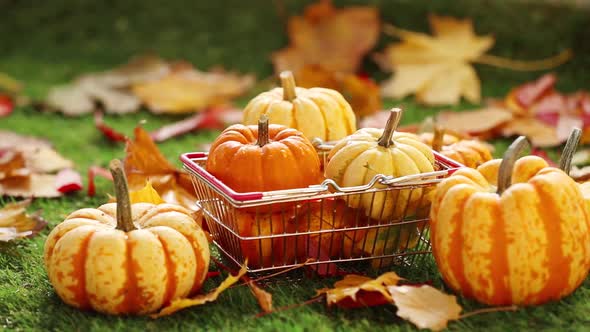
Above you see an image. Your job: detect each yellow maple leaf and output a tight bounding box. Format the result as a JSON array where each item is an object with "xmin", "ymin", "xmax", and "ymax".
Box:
[
  {"xmin": 388, "ymin": 285, "xmax": 463, "ymax": 331},
  {"xmin": 129, "ymin": 180, "xmax": 165, "ymax": 205},
  {"xmin": 378, "ymin": 15, "xmax": 494, "ymax": 105}
]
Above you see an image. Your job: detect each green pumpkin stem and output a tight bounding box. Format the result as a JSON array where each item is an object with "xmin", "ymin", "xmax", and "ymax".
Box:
[
  {"xmin": 431, "ymin": 124, "xmax": 445, "ymax": 152},
  {"xmin": 109, "ymin": 159, "xmax": 136, "ymax": 232},
  {"xmin": 377, "ymin": 108, "xmax": 403, "ymax": 148},
  {"xmin": 257, "ymin": 114, "xmax": 270, "ymax": 147},
  {"xmin": 497, "ymin": 136, "xmax": 530, "ymax": 195},
  {"xmin": 280, "ymin": 71, "xmax": 297, "ymax": 102},
  {"xmin": 558, "ymin": 127, "xmax": 582, "ymax": 175}
]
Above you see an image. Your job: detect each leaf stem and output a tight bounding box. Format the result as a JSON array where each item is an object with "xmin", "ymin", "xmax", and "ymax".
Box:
[
  {"xmin": 459, "ymin": 305, "xmax": 518, "ymax": 319},
  {"xmin": 474, "ymin": 49, "xmax": 572, "ymax": 71},
  {"xmin": 109, "ymin": 159, "xmax": 136, "ymax": 232}
]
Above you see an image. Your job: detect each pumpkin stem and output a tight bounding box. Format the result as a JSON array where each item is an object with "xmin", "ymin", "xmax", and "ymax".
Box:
[
  {"xmin": 558, "ymin": 127, "xmax": 582, "ymax": 175},
  {"xmin": 497, "ymin": 136, "xmax": 530, "ymax": 195},
  {"xmin": 280, "ymin": 71, "xmax": 297, "ymax": 101},
  {"xmin": 257, "ymin": 114, "xmax": 270, "ymax": 147},
  {"xmin": 377, "ymin": 108, "xmax": 403, "ymax": 148},
  {"xmin": 431, "ymin": 124, "xmax": 445, "ymax": 152},
  {"xmin": 109, "ymin": 159, "xmax": 136, "ymax": 232}
]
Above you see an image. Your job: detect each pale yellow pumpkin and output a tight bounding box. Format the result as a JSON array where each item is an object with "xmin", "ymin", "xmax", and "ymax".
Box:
[
  {"xmin": 44, "ymin": 160, "xmax": 209, "ymax": 315},
  {"xmin": 325, "ymin": 108, "xmax": 435, "ymax": 220},
  {"xmin": 242, "ymin": 71, "xmax": 356, "ymax": 141}
]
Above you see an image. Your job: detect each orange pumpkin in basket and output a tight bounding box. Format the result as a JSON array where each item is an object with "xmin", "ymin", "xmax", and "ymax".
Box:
[
  {"xmin": 206, "ymin": 115, "xmax": 321, "ymax": 193},
  {"xmin": 420, "ymin": 126, "xmax": 493, "ymax": 168},
  {"xmin": 231, "ymin": 209, "xmax": 298, "ymax": 269},
  {"xmin": 430, "ymin": 136, "xmax": 590, "ymax": 306}
]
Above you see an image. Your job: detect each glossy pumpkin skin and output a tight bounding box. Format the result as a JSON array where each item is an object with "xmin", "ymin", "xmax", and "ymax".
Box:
[
  {"xmin": 233, "ymin": 210, "xmax": 297, "ymax": 269},
  {"xmin": 242, "ymin": 73, "xmax": 356, "ymax": 142},
  {"xmin": 44, "ymin": 203, "xmax": 210, "ymax": 315},
  {"xmin": 206, "ymin": 123, "xmax": 321, "ymax": 193},
  {"xmin": 431, "ymin": 156, "xmax": 590, "ymax": 306},
  {"xmin": 325, "ymin": 128, "xmax": 435, "ymax": 220}
]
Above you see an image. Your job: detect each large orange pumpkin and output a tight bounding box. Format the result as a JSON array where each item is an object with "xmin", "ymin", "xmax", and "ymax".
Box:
[
  {"xmin": 44, "ymin": 160, "xmax": 209, "ymax": 315},
  {"xmin": 206, "ymin": 115, "xmax": 321, "ymax": 193},
  {"xmin": 430, "ymin": 136, "xmax": 590, "ymax": 306}
]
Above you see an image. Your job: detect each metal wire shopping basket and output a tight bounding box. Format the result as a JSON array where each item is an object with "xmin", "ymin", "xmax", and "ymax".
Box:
[{"xmin": 181, "ymin": 149, "xmax": 462, "ymax": 274}]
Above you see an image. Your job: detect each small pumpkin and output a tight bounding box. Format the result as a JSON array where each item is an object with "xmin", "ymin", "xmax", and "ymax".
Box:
[
  {"xmin": 44, "ymin": 160, "xmax": 210, "ymax": 315},
  {"xmin": 295, "ymin": 199, "xmax": 368, "ymax": 260},
  {"xmin": 420, "ymin": 126, "xmax": 493, "ymax": 168},
  {"xmin": 232, "ymin": 210, "xmax": 298, "ymax": 269},
  {"xmin": 431, "ymin": 136, "xmax": 590, "ymax": 306},
  {"xmin": 325, "ymin": 108, "xmax": 435, "ymax": 220},
  {"xmin": 206, "ymin": 115, "xmax": 321, "ymax": 193},
  {"xmin": 242, "ymin": 71, "xmax": 357, "ymax": 141}
]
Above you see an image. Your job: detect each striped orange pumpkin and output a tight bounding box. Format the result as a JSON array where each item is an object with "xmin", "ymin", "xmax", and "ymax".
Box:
[
  {"xmin": 430, "ymin": 136, "xmax": 590, "ymax": 305},
  {"xmin": 420, "ymin": 126, "xmax": 493, "ymax": 168},
  {"xmin": 44, "ymin": 160, "xmax": 209, "ymax": 315}
]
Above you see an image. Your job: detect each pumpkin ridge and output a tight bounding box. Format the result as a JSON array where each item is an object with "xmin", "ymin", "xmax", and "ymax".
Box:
[
  {"xmin": 155, "ymin": 232, "xmax": 177, "ymax": 306},
  {"xmin": 68, "ymin": 229, "xmax": 95, "ymax": 310},
  {"xmin": 117, "ymin": 237, "xmax": 141, "ymax": 314},
  {"xmin": 446, "ymin": 187, "xmax": 474, "ymax": 297},
  {"xmin": 530, "ymin": 180, "xmax": 571, "ymax": 303},
  {"xmin": 489, "ymin": 197, "xmax": 511, "ymax": 304}
]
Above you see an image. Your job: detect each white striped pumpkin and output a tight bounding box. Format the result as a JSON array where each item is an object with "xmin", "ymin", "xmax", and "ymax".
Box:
[{"xmin": 430, "ymin": 137, "xmax": 590, "ymax": 305}]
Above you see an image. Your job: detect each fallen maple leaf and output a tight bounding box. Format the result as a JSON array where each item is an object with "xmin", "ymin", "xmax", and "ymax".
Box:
[
  {"xmin": 0, "ymin": 199, "xmax": 47, "ymax": 241},
  {"xmin": 132, "ymin": 67, "xmax": 254, "ymax": 114},
  {"xmin": 123, "ymin": 127, "xmax": 198, "ymax": 210},
  {"xmin": 378, "ymin": 15, "xmax": 493, "ymax": 105},
  {"xmin": 46, "ymin": 56, "xmax": 170, "ymax": 116},
  {"xmin": 316, "ymin": 272, "xmax": 402, "ymax": 308},
  {"xmin": 151, "ymin": 263, "xmax": 247, "ymax": 318},
  {"xmin": 388, "ymin": 285, "xmax": 462, "ymax": 332},
  {"xmin": 272, "ymin": 0, "xmax": 379, "ymax": 75},
  {"xmin": 295, "ymin": 65, "xmax": 381, "ymax": 118},
  {"xmin": 436, "ymin": 108, "xmax": 513, "ymax": 137}
]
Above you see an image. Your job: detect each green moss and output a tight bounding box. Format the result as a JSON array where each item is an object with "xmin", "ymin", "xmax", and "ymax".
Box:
[{"xmin": 1, "ymin": 0, "xmax": 589, "ymax": 331}]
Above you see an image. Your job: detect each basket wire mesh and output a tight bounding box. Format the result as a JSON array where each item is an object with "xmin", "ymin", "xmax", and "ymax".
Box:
[{"xmin": 182, "ymin": 147, "xmax": 461, "ymax": 274}]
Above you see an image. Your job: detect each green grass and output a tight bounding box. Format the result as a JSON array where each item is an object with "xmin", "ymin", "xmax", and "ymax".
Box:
[{"xmin": 1, "ymin": 0, "xmax": 590, "ymax": 331}]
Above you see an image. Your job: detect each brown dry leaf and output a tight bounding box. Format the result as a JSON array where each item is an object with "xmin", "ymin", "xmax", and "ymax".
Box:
[
  {"xmin": 46, "ymin": 55, "xmax": 169, "ymax": 115},
  {"xmin": 132, "ymin": 67, "xmax": 254, "ymax": 114},
  {"xmin": 248, "ymin": 281, "xmax": 273, "ymax": 314},
  {"xmin": 388, "ymin": 285, "xmax": 462, "ymax": 332},
  {"xmin": 378, "ymin": 15, "xmax": 494, "ymax": 105},
  {"xmin": 0, "ymin": 199, "xmax": 48, "ymax": 241},
  {"xmin": 316, "ymin": 272, "xmax": 402, "ymax": 308},
  {"xmin": 129, "ymin": 180, "xmax": 165, "ymax": 205},
  {"xmin": 0, "ymin": 132, "xmax": 79, "ymax": 197},
  {"xmin": 124, "ymin": 127, "xmax": 198, "ymax": 210},
  {"xmin": 436, "ymin": 108, "xmax": 513, "ymax": 136},
  {"xmin": 151, "ymin": 263, "xmax": 247, "ymax": 318},
  {"xmin": 272, "ymin": 0, "xmax": 379, "ymax": 74},
  {"xmin": 295, "ymin": 65, "xmax": 381, "ymax": 118}
]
